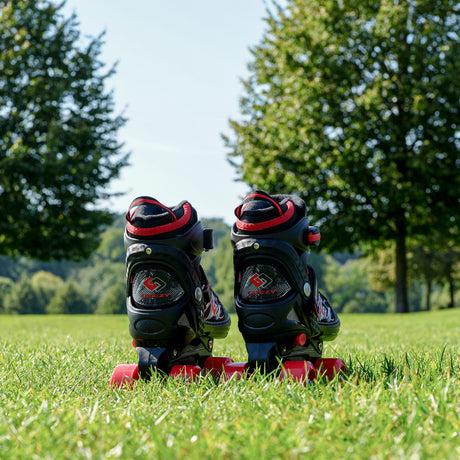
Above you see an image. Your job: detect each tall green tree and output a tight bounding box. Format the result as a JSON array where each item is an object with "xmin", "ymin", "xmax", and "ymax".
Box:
[
  {"xmin": 95, "ymin": 283, "xmax": 125, "ymax": 314},
  {"xmin": 3, "ymin": 276, "xmax": 41, "ymax": 313},
  {"xmin": 225, "ymin": 0, "xmax": 459, "ymax": 312},
  {"xmin": 0, "ymin": 0, "xmax": 129, "ymax": 261},
  {"xmin": 95, "ymin": 228, "xmax": 125, "ymax": 263},
  {"xmin": 0, "ymin": 276, "xmax": 14, "ymax": 312},
  {"xmin": 46, "ymin": 279, "xmax": 90, "ymax": 314}
]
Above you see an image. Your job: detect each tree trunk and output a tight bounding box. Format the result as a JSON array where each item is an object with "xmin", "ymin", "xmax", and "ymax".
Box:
[
  {"xmin": 448, "ymin": 271, "xmax": 455, "ymax": 308},
  {"xmin": 425, "ymin": 278, "xmax": 432, "ymax": 311},
  {"xmin": 395, "ymin": 216, "xmax": 409, "ymax": 313}
]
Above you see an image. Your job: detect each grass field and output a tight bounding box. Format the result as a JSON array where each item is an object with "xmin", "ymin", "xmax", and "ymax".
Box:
[{"xmin": 0, "ymin": 311, "xmax": 459, "ymax": 459}]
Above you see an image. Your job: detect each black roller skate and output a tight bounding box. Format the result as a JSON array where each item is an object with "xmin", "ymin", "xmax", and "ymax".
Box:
[
  {"xmin": 211, "ymin": 191, "xmax": 345, "ymax": 383},
  {"xmin": 110, "ymin": 197, "xmax": 231, "ymax": 387}
]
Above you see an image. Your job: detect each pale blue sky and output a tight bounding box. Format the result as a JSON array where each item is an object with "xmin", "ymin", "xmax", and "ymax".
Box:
[{"xmin": 62, "ymin": 1, "xmax": 270, "ymax": 224}]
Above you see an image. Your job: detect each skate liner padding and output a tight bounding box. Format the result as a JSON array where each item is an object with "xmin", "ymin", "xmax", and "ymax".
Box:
[
  {"xmin": 234, "ymin": 191, "xmax": 321, "ymax": 246},
  {"xmin": 125, "ymin": 196, "xmax": 213, "ymax": 255}
]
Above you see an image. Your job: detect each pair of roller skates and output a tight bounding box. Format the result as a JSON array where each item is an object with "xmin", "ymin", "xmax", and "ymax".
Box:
[{"xmin": 110, "ymin": 191, "xmax": 346, "ymax": 388}]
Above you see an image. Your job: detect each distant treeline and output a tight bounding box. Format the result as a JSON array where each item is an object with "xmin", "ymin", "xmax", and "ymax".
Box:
[{"xmin": 0, "ymin": 216, "xmax": 456, "ymax": 315}]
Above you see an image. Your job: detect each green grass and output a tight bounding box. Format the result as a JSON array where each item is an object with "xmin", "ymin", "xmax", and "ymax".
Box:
[{"xmin": 0, "ymin": 311, "xmax": 459, "ymax": 459}]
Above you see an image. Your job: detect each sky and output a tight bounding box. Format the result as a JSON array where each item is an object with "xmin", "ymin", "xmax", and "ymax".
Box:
[{"xmin": 61, "ymin": 0, "xmax": 271, "ymax": 224}]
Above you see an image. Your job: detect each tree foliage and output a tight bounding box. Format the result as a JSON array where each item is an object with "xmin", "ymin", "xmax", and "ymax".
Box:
[
  {"xmin": 30, "ymin": 270, "xmax": 64, "ymax": 308},
  {"xmin": 95, "ymin": 228, "xmax": 125, "ymax": 263},
  {"xmin": 95, "ymin": 282, "xmax": 125, "ymax": 314},
  {"xmin": 323, "ymin": 256, "xmax": 390, "ymax": 313},
  {"xmin": 0, "ymin": 276, "xmax": 14, "ymax": 312},
  {"xmin": 76, "ymin": 260, "xmax": 125, "ymax": 308},
  {"xmin": 224, "ymin": 0, "xmax": 459, "ymax": 312},
  {"xmin": 0, "ymin": 0, "xmax": 129, "ymax": 261},
  {"xmin": 3, "ymin": 276, "xmax": 42, "ymax": 314},
  {"xmin": 0, "ymin": 213, "xmax": 457, "ymax": 314},
  {"xmin": 46, "ymin": 279, "xmax": 89, "ymax": 314}
]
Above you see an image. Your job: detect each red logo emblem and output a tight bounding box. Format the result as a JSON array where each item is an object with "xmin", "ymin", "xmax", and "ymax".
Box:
[
  {"xmin": 247, "ymin": 272, "xmax": 276, "ymax": 296},
  {"xmin": 143, "ymin": 277, "xmax": 158, "ymax": 291},
  {"xmin": 249, "ymin": 273, "xmax": 272, "ymax": 288},
  {"xmin": 250, "ymin": 273, "xmax": 264, "ymax": 288}
]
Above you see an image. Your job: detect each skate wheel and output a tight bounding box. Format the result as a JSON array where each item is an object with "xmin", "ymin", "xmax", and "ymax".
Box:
[
  {"xmin": 203, "ymin": 356, "xmax": 234, "ymax": 377},
  {"xmin": 280, "ymin": 361, "xmax": 316, "ymax": 383},
  {"xmin": 169, "ymin": 365, "xmax": 202, "ymax": 381},
  {"xmin": 110, "ymin": 364, "xmax": 139, "ymax": 389},
  {"xmin": 315, "ymin": 358, "xmax": 347, "ymax": 381},
  {"xmin": 220, "ymin": 362, "xmax": 249, "ymax": 381}
]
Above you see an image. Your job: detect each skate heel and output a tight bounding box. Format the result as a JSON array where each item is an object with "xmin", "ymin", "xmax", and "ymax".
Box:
[{"xmin": 245, "ymin": 342, "xmax": 278, "ymax": 371}]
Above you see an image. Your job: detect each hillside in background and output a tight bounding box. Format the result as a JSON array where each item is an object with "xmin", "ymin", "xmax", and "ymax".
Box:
[{"xmin": 0, "ymin": 215, "xmax": 456, "ymax": 314}]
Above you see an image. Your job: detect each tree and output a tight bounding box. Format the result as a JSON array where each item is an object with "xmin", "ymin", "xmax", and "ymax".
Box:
[
  {"xmin": 95, "ymin": 228, "xmax": 125, "ymax": 263},
  {"xmin": 434, "ymin": 244, "xmax": 459, "ymax": 308},
  {"xmin": 30, "ymin": 270, "xmax": 64, "ymax": 305},
  {"xmin": 0, "ymin": 0, "xmax": 129, "ymax": 261},
  {"xmin": 3, "ymin": 276, "xmax": 42, "ymax": 313},
  {"xmin": 95, "ymin": 283, "xmax": 125, "ymax": 314},
  {"xmin": 224, "ymin": 0, "xmax": 459, "ymax": 313},
  {"xmin": 323, "ymin": 257, "xmax": 390, "ymax": 313},
  {"xmin": 0, "ymin": 276, "xmax": 14, "ymax": 312},
  {"xmin": 46, "ymin": 279, "xmax": 90, "ymax": 314},
  {"xmin": 76, "ymin": 260, "xmax": 125, "ymax": 308},
  {"xmin": 409, "ymin": 244, "xmax": 442, "ymax": 310}
]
